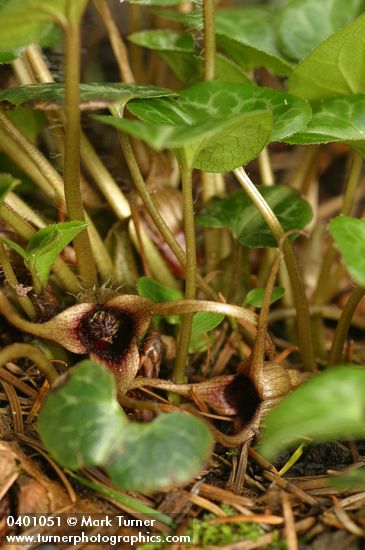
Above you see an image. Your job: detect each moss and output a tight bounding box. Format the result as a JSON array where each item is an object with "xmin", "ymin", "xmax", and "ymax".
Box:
[{"xmin": 137, "ymin": 505, "xmax": 286, "ymax": 549}]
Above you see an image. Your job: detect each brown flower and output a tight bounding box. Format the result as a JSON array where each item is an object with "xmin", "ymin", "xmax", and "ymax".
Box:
[{"xmin": 0, "ymin": 292, "xmax": 151, "ymax": 389}]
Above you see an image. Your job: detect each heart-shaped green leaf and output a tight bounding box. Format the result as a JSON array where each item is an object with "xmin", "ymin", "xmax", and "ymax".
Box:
[
  {"xmin": 243, "ymin": 286, "xmax": 285, "ymax": 308},
  {"xmin": 25, "ymin": 221, "xmax": 88, "ymax": 285},
  {"xmin": 95, "ymin": 109, "xmax": 272, "ymax": 172},
  {"xmin": 215, "ymin": 8, "xmax": 292, "ymax": 76},
  {"xmin": 0, "ymin": 173, "xmax": 19, "ymax": 200},
  {"xmin": 198, "ymin": 186, "xmax": 312, "ymax": 248},
  {"xmin": 127, "ymin": 82, "xmax": 310, "ymax": 141},
  {"xmin": 259, "ymin": 365, "xmax": 365, "ymax": 460},
  {"xmin": 329, "ymin": 215, "xmax": 365, "ymax": 287},
  {"xmin": 286, "ymin": 94, "xmax": 365, "ymax": 153},
  {"xmin": 106, "ymin": 412, "xmax": 212, "ymax": 492},
  {"xmin": 38, "ymin": 360, "xmax": 213, "ymax": 492},
  {"xmin": 277, "ymin": 0, "xmax": 365, "ymax": 61},
  {"xmin": 0, "ymin": 82, "xmax": 174, "ymax": 111},
  {"xmin": 96, "ymin": 81, "xmax": 310, "ymax": 171},
  {"xmin": 288, "ymin": 13, "xmax": 365, "ymax": 103},
  {"xmin": 38, "ymin": 360, "xmax": 128, "ymax": 469}
]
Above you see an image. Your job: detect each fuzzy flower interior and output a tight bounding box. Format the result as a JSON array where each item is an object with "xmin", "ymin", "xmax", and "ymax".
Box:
[{"xmin": 78, "ymin": 305, "xmax": 136, "ymax": 362}]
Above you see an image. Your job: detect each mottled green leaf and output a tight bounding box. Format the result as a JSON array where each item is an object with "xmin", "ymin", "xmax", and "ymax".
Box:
[
  {"xmin": 95, "ymin": 109, "xmax": 272, "ymax": 172},
  {"xmin": 278, "ymin": 0, "xmax": 365, "ymax": 61},
  {"xmin": 172, "ymin": 82, "xmax": 311, "ymax": 141},
  {"xmin": 329, "ymin": 215, "xmax": 365, "ymax": 287},
  {"xmin": 38, "ymin": 361, "xmax": 128, "ymax": 469},
  {"xmin": 0, "ymin": 82, "xmax": 174, "ymax": 111},
  {"xmin": 127, "ymin": 82, "xmax": 310, "ymax": 141},
  {"xmin": 259, "ymin": 365, "xmax": 365, "ymax": 460},
  {"xmin": 198, "ymin": 186, "xmax": 312, "ymax": 248},
  {"xmin": 288, "ymin": 14, "xmax": 365, "ymax": 103},
  {"xmin": 286, "ymin": 94, "xmax": 365, "ymax": 152},
  {"xmin": 244, "ymin": 286, "xmax": 285, "ymax": 307},
  {"xmin": 97, "ymin": 81, "xmax": 309, "ymax": 171},
  {"xmin": 106, "ymin": 412, "xmax": 213, "ymax": 492},
  {"xmin": 38, "ymin": 361, "xmax": 213, "ymax": 492}
]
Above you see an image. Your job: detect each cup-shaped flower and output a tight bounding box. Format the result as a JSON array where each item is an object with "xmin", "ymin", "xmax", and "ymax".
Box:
[{"xmin": 0, "ymin": 292, "xmax": 151, "ymax": 389}]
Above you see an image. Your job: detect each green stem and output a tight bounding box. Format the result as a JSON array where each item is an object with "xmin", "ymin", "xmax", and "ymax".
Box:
[
  {"xmin": 250, "ymin": 251, "xmax": 282, "ymax": 374},
  {"xmin": 0, "ymin": 240, "xmax": 36, "ymax": 319},
  {"xmin": 0, "ymin": 203, "xmax": 80, "ymax": 294},
  {"xmin": 173, "ymin": 162, "xmax": 196, "ymax": 383},
  {"xmin": 258, "ymin": 148, "xmax": 274, "ymax": 186},
  {"xmin": 118, "ymin": 133, "xmax": 217, "ymax": 299},
  {"xmin": 203, "ymin": 0, "xmax": 216, "ymax": 80},
  {"xmin": 29, "ymin": 268, "xmax": 43, "ymax": 296},
  {"xmin": 143, "ymin": 299, "xmax": 257, "ymax": 326},
  {"xmin": 0, "ymin": 343, "xmax": 58, "ymax": 384},
  {"xmin": 66, "ymin": 470, "xmax": 174, "ymax": 527},
  {"xmin": 63, "ymin": 14, "xmax": 97, "ymax": 288},
  {"xmin": 328, "ymin": 286, "xmax": 365, "ymax": 367},
  {"xmin": 234, "ymin": 167, "xmax": 315, "ymax": 371}
]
